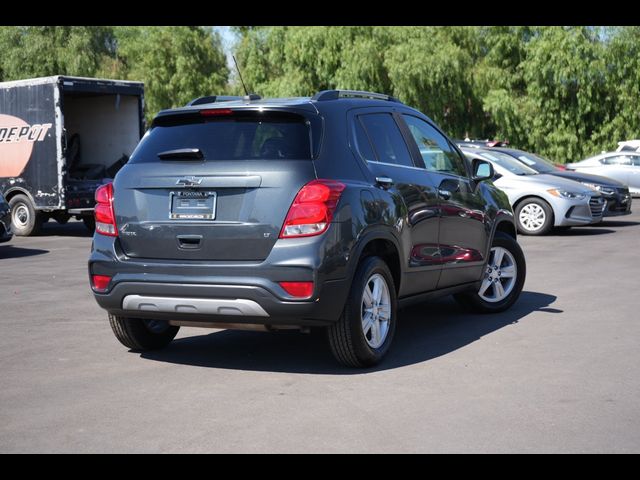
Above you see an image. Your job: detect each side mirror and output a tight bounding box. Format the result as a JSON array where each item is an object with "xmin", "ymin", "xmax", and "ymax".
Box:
[{"xmin": 472, "ymin": 159, "xmax": 494, "ymax": 181}]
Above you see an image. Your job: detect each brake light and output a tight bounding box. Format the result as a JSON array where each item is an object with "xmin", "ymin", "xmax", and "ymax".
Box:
[
  {"xmin": 279, "ymin": 179, "xmax": 346, "ymax": 238},
  {"xmin": 279, "ymin": 281, "xmax": 314, "ymax": 299},
  {"xmin": 91, "ymin": 274, "xmax": 112, "ymax": 292},
  {"xmin": 200, "ymin": 108, "xmax": 233, "ymax": 116},
  {"xmin": 95, "ymin": 183, "xmax": 117, "ymax": 236}
]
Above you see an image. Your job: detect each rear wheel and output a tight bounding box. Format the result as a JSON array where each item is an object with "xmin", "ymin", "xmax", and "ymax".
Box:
[
  {"xmin": 327, "ymin": 256, "xmax": 397, "ymax": 367},
  {"xmin": 454, "ymin": 232, "xmax": 526, "ymax": 313},
  {"xmin": 108, "ymin": 314, "xmax": 179, "ymax": 351},
  {"xmin": 8, "ymin": 194, "xmax": 44, "ymax": 236},
  {"xmin": 515, "ymin": 198, "xmax": 553, "ymax": 235}
]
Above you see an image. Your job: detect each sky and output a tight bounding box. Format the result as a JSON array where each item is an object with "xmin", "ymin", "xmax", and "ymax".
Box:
[{"xmin": 213, "ymin": 26, "xmax": 238, "ymax": 68}]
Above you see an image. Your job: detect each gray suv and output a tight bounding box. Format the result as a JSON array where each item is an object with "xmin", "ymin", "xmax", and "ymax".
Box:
[{"xmin": 88, "ymin": 90, "xmax": 526, "ymax": 367}]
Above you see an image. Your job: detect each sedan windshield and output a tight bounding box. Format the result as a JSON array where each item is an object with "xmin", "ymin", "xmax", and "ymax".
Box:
[
  {"xmin": 512, "ymin": 151, "xmax": 557, "ymax": 173},
  {"xmin": 478, "ymin": 151, "xmax": 539, "ymax": 176}
]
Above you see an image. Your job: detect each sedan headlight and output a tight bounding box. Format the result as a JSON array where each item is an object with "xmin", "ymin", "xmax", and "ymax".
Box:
[
  {"xmin": 547, "ymin": 189, "xmax": 586, "ymax": 200},
  {"xmin": 580, "ymin": 182, "xmax": 615, "ymax": 196}
]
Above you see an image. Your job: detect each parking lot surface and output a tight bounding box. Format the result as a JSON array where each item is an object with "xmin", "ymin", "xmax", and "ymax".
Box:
[{"xmin": 1, "ymin": 213, "xmax": 639, "ymax": 453}]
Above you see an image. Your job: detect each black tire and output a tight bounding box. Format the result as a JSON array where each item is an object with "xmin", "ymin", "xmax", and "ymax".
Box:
[
  {"xmin": 8, "ymin": 194, "xmax": 44, "ymax": 236},
  {"xmin": 327, "ymin": 256, "xmax": 397, "ymax": 368},
  {"xmin": 83, "ymin": 216, "xmax": 96, "ymax": 233},
  {"xmin": 108, "ymin": 314, "xmax": 179, "ymax": 351},
  {"xmin": 515, "ymin": 197, "xmax": 554, "ymax": 235},
  {"xmin": 454, "ymin": 232, "xmax": 526, "ymax": 313}
]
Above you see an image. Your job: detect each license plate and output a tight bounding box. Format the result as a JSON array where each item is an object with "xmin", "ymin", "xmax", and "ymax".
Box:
[{"xmin": 170, "ymin": 191, "xmax": 217, "ymax": 220}]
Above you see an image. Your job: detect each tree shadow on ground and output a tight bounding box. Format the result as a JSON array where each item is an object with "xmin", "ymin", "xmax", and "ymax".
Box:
[{"xmin": 140, "ymin": 291, "xmax": 558, "ymax": 375}]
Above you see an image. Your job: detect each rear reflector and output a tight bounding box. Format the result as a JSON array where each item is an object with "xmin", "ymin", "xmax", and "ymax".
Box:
[
  {"xmin": 91, "ymin": 275, "xmax": 111, "ymax": 292},
  {"xmin": 279, "ymin": 281, "xmax": 314, "ymax": 299},
  {"xmin": 279, "ymin": 179, "xmax": 346, "ymax": 238},
  {"xmin": 95, "ymin": 183, "xmax": 117, "ymax": 237}
]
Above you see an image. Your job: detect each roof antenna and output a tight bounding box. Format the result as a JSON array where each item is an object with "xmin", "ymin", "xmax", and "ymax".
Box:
[{"xmin": 233, "ymin": 55, "xmax": 249, "ymax": 96}]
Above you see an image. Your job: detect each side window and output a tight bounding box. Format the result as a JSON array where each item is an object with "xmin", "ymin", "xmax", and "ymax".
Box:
[
  {"xmin": 630, "ymin": 155, "xmax": 640, "ymax": 166},
  {"xmin": 358, "ymin": 113, "xmax": 414, "ymax": 167},
  {"xmin": 402, "ymin": 114, "xmax": 467, "ymax": 177},
  {"xmin": 353, "ymin": 118, "xmax": 377, "ymax": 163},
  {"xmin": 602, "ymin": 156, "xmax": 631, "ymax": 165}
]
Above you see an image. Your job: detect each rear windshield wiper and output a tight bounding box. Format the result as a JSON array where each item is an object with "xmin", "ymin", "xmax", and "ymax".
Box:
[{"xmin": 157, "ymin": 148, "xmax": 204, "ymax": 160}]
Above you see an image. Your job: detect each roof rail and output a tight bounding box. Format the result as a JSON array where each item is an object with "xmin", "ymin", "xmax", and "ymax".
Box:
[
  {"xmin": 187, "ymin": 95, "xmax": 243, "ymax": 106},
  {"xmin": 312, "ymin": 90, "xmax": 401, "ymax": 103}
]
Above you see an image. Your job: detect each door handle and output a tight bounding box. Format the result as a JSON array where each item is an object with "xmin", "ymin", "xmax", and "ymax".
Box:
[
  {"xmin": 375, "ymin": 176, "xmax": 394, "ymax": 189},
  {"xmin": 438, "ymin": 189, "xmax": 452, "ymax": 200}
]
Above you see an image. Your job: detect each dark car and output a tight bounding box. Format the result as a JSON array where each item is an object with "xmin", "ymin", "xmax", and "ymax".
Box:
[
  {"xmin": 477, "ymin": 147, "xmax": 632, "ymax": 217},
  {"xmin": 88, "ymin": 90, "xmax": 526, "ymax": 367},
  {"xmin": 0, "ymin": 192, "xmax": 12, "ymax": 243}
]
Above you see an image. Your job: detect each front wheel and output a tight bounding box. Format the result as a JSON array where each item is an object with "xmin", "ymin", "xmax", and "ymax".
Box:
[
  {"xmin": 108, "ymin": 314, "xmax": 180, "ymax": 351},
  {"xmin": 454, "ymin": 232, "xmax": 526, "ymax": 313},
  {"xmin": 515, "ymin": 198, "xmax": 553, "ymax": 235},
  {"xmin": 327, "ymin": 256, "xmax": 397, "ymax": 368}
]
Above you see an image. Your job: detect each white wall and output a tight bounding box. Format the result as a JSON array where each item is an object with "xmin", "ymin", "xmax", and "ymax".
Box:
[{"xmin": 63, "ymin": 94, "xmax": 139, "ymax": 167}]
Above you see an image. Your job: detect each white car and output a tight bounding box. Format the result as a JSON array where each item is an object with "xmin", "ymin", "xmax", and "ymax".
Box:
[
  {"xmin": 566, "ymin": 151, "xmax": 640, "ymax": 196},
  {"xmin": 462, "ymin": 148, "xmax": 605, "ymax": 235}
]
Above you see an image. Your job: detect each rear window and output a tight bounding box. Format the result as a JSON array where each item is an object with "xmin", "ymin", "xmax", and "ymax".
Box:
[{"xmin": 130, "ymin": 111, "xmax": 314, "ymax": 163}]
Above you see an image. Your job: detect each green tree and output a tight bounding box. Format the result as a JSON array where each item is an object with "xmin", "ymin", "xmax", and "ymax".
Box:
[
  {"xmin": 113, "ymin": 26, "xmax": 229, "ymax": 122},
  {"xmin": 0, "ymin": 26, "xmax": 116, "ymax": 81}
]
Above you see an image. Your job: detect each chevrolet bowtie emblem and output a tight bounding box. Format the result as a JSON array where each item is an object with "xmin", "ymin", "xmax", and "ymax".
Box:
[{"xmin": 176, "ymin": 176, "xmax": 203, "ymax": 186}]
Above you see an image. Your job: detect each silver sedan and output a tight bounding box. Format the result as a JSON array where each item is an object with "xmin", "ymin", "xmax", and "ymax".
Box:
[
  {"xmin": 566, "ymin": 152, "xmax": 640, "ymax": 196},
  {"xmin": 462, "ymin": 148, "xmax": 605, "ymax": 235}
]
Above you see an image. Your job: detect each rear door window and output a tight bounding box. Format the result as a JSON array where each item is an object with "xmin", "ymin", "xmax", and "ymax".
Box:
[
  {"xmin": 130, "ymin": 111, "xmax": 313, "ymax": 163},
  {"xmin": 358, "ymin": 113, "xmax": 415, "ymax": 167}
]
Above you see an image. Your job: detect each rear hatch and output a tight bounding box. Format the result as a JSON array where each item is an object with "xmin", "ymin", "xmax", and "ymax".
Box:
[{"xmin": 114, "ymin": 107, "xmax": 320, "ymax": 261}]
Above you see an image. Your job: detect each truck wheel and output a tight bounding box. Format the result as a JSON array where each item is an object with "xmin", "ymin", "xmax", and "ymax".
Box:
[
  {"xmin": 454, "ymin": 232, "xmax": 526, "ymax": 313},
  {"xmin": 9, "ymin": 194, "xmax": 44, "ymax": 236},
  {"xmin": 108, "ymin": 314, "xmax": 179, "ymax": 351},
  {"xmin": 83, "ymin": 216, "xmax": 96, "ymax": 233},
  {"xmin": 327, "ymin": 256, "xmax": 397, "ymax": 368}
]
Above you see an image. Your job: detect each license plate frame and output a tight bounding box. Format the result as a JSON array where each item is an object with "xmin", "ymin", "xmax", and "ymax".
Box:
[{"xmin": 169, "ymin": 190, "xmax": 217, "ymax": 220}]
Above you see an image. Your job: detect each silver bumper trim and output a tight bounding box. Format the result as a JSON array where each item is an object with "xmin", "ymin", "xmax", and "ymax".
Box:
[{"xmin": 122, "ymin": 295, "xmax": 269, "ymax": 317}]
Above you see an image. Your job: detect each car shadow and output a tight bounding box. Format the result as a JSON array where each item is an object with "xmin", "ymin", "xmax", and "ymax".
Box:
[
  {"xmin": 38, "ymin": 221, "xmax": 93, "ymax": 238},
  {"xmin": 0, "ymin": 245, "xmax": 49, "ymax": 258},
  {"xmin": 596, "ymin": 220, "xmax": 640, "ymax": 228},
  {"xmin": 140, "ymin": 291, "xmax": 558, "ymax": 375},
  {"xmin": 549, "ymin": 228, "xmax": 615, "ymax": 236}
]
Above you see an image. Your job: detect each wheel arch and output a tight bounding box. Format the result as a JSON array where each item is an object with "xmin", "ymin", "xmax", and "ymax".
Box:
[{"xmin": 350, "ymin": 229, "xmax": 403, "ymax": 295}]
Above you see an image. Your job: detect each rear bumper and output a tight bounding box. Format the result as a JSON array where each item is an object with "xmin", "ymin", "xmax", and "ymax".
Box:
[
  {"xmin": 89, "ymin": 231, "xmax": 353, "ymax": 327},
  {"xmin": 92, "ymin": 280, "xmax": 348, "ymax": 327}
]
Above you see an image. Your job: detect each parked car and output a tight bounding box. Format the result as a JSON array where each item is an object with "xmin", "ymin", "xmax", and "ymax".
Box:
[
  {"xmin": 0, "ymin": 191, "xmax": 12, "ymax": 243},
  {"xmin": 483, "ymin": 147, "xmax": 632, "ymax": 217},
  {"xmin": 566, "ymin": 152, "xmax": 640, "ymax": 197},
  {"xmin": 89, "ymin": 90, "xmax": 527, "ymax": 367},
  {"xmin": 616, "ymin": 140, "xmax": 640, "ymax": 152},
  {"xmin": 460, "ymin": 148, "xmax": 606, "ymax": 235}
]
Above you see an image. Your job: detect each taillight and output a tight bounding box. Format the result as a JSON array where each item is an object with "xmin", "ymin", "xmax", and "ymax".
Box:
[
  {"xmin": 279, "ymin": 180, "xmax": 346, "ymax": 238},
  {"xmin": 200, "ymin": 108, "xmax": 233, "ymax": 116},
  {"xmin": 95, "ymin": 183, "xmax": 117, "ymax": 236},
  {"xmin": 91, "ymin": 274, "xmax": 112, "ymax": 292},
  {"xmin": 279, "ymin": 281, "xmax": 314, "ymax": 299}
]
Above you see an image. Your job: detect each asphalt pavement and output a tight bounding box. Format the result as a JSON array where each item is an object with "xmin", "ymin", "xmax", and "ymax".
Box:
[{"xmin": 1, "ymin": 213, "xmax": 639, "ymax": 453}]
